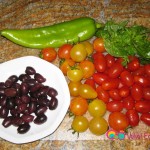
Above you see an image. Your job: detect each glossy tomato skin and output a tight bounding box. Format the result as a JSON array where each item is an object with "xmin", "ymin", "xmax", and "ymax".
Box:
[
  {"xmin": 67, "ymin": 66, "xmax": 83, "ymax": 82},
  {"xmin": 127, "ymin": 56, "xmax": 140, "ymax": 71},
  {"xmin": 122, "ymin": 96, "xmax": 135, "ymax": 110},
  {"xmin": 93, "ymin": 55, "xmax": 106, "ymax": 73},
  {"xmin": 140, "ymin": 113, "xmax": 150, "ymax": 126},
  {"xmin": 134, "ymin": 75, "xmax": 150, "ymax": 87},
  {"xmin": 40, "ymin": 47, "xmax": 57, "ymax": 62},
  {"xmin": 131, "ymin": 83, "xmax": 143, "ymax": 101},
  {"xmin": 93, "ymin": 38, "xmax": 106, "ymax": 53},
  {"xmin": 89, "ymin": 117, "xmax": 108, "ymax": 135},
  {"xmin": 132, "ymin": 66, "xmax": 145, "ymax": 76},
  {"xmin": 96, "ymin": 86, "xmax": 110, "ymax": 103},
  {"xmin": 120, "ymin": 70, "xmax": 134, "ymax": 87},
  {"xmin": 79, "ymin": 84, "xmax": 97, "ymax": 99},
  {"xmin": 92, "ymin": 52, "xmax": 103, "ymax": 61},
  {"xmin": 88, "ymin": 99, "xmax": 106, "ymax": 117},
  {"xmin": 93, "ymin": 72, "xmax": 109, "ymax": 85},
  {"xmin": 108, "ymin": 112, "xmax": 129, "ymax": 131},
  {"xmin": 58, "ymin": 44, "xmax": 72, "ymax": 59},
  {"xmin": 79, "ymin": 60, "xmax": 95, "ymax": 79},
  {"xmin": 59, "ymin": 59, "xmax": 75, "ymax": 75},
  {"xmin": 105, "ymin": 54, "xmax": 115, "ymax": 68},
  {"xmin": 135, "ymin": 100, "xmax": 150, "ymax": 113},
  {"xmin": 145, "ymin": 64, "xmax": 150, "ymax": 77},
  {"xmin": 70, "ymin": 43, "xmax": 87, "ymax": 62},
  {"xmin": 119, "ymin": 86, "xmax": 130, "ymax": 98},
  {"xmin": 126, "ymin": 109, "xmax": 139, "ymax": 127},
  {"xmin": 102, "ymin": 79, "xmax": 120, "ymax": 91},
  {"xmin": 68, "ymin": 81, "xmax": 82, "ymax": 97},
  {"xmin": 108, "ymin": 89, "xmax": 121, "ymax": 101},
  {"xmin": 107, "ymin": 101, "xmax": 123, "ymax": 112},
  {"xmin": 108, "ymin": 62, "xmax": 124, "ymax": 78},
  {"xmin": 69, "ymin": 97, "xmax": 88, "ymax": 116},
  {"xmin": 72, "ymin": 116, "xmax": 89, "ymax": 133},
  {"xmin": 81, "ymin": 41, "xmax": 94, "ymax": 56},
  {"xmin": 84, "ymin": 78, "xmax": 96, "ymax": 89},
  {"xmin": 143, "ymin": 87, "xmax": 150, "ymax": 100}
]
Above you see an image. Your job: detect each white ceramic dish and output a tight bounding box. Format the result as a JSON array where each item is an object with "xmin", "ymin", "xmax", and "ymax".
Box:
[{"xmin": 0, "ymin": 56, "xmax": 70, "ymax": 144}]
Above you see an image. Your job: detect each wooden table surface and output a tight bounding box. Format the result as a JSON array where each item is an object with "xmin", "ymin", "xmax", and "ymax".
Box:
[{"xmin": 0, "ymin": 0, "xmax": 150, "ymax": 149}]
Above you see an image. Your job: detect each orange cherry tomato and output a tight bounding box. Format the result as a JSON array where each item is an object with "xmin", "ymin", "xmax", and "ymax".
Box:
[
  {"xmin": 59, "ymin": 58, "xmax": 75, "ymax": 75},
  {"xmin": 68, "ymin": 81, "xmax": 82, "ymax": 97},
  {"xmin": 93, "ymin": 38, "xmax": 106, "ymax": 53},
  {"xmin": 69, "ymin": 97, "xmax": 88, "ymax": 116},
  {"xmin": 40, "ymin": 47, "xmax": 57, "ymax": 62},
  {"xmin": 79, "ymin": 60, "xmax": 95, "ymax": 79},
  {"xmin": 58, "ymin": 44, "xmax": 72, "ymax": 59},
  {"xmin": 108, "ymin": 112, "xmax": 129, "ymax": 131}
]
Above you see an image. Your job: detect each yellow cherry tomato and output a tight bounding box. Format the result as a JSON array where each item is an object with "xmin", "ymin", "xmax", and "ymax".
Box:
[
  {"xmin": 88, "ymin": 99, "xmax": 106, "ymax": 117},
  {"xmin": 81, "ymin": 41, "xmax": 94, "ymax": 56},
  {"xmin": 68, "ymin": 81, "xmax": 82, "ymax": 97},
  {"xmin": 78, "ymin": 84, "xmax": 97, "ymax": 99},
  {"xmin": 89, "ymin": 117, "xmax": 108, "ymax": 135},
  {"xmin": 70, "ymin": 43, "xmax": 87, "ymax": 62},
  {"xmin": 67, "ymin": 66, "xmax": 83, "ymax": 82}
]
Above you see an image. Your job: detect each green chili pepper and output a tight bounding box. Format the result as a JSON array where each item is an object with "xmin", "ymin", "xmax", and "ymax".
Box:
[{"xmin": 1, "ymin": 17, "xmax": 101, "ymax": 49}]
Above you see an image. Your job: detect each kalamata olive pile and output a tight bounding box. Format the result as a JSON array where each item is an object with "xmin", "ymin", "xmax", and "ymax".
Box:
[{"xmin": 0, "ymin": 66, "xmax": 58, "ymax": 134}]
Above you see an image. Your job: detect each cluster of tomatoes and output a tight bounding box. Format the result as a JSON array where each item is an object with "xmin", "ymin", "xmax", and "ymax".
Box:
[{"xmin": 40, "ymin": 37, "xmax": 150, "ymax": 136}]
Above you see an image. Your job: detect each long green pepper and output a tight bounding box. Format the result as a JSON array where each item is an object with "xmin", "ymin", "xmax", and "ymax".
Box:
[{"xmin": 1, "ymin": 17, "xmax": 101, "ymax": 49}]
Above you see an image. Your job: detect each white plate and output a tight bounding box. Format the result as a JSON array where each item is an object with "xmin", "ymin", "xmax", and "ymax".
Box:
[{"xmin": 0, "ymin": 56, "xmax": 70, "ymax": 144}]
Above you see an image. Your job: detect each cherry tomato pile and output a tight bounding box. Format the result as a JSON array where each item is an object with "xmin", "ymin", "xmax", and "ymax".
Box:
[{"xmin": 40, "ymin": 37, "xmax": 150, "ymax": 135}]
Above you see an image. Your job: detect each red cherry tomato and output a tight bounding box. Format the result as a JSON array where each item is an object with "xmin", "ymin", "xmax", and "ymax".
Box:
[
  {"xmin": 93, "ymin": 54, "xmax": 106, "ymax": 73},
  {"xmin": 93, "ymin": 72, "xmax": 109, "ymax": 85},
  {"xmin": 132, "ymin": 66, "xmax": 145, "ymax": 76},
  {"xmin": 93, "ymin": 38, "xmax": 106, "ymax": 53},
  {"xmin": 131, "ymin": 83, "xmax": 143, "ymax": 101},
  {"xmin": 92, "ymin": 52, "xmax": 103, "ymax": 61},
  {"xmin": 120, "ymin": 70, "xmax": 134, "ymax": 87},
  {"xmin": 58, "ymin": 44, "xmax": 72, "ymax": 59},
  {"xmin": 140, "ymin": 113, "xmax": 150, "ymax": 126},
  {"xmin": 122, "ymin": 96, "xmax": 135, "ymax": 110},
  {"xmin": 145, "ymin": 64, "xmax": 150, "ymax": 76},
  {"xmin": 107, "ymin": 101, "xmax": 123, "ymax": 112},
  {"xmin": 84, "ymin": 78, "xmax": 96, "ymax": 89},
  {"xmin": 143, "ymin": 87, "xmax": 150, "ymax": 100},
  {"xmin": 108, "ymin": 112, "xmax": 129, "ymax": 131},
  {"xmin": 126, "ymin": 109, "xmax": 139, "ymax": 127},
  {"xmin": 134, "ymin": 75, "xmax": 150, "ymax": 87},
  {"xmin": 102, "ymin": 79, "xmax": 120, "ymax": 91},
  {"xmin": 105, "ymin": 54, "xmax": 115, "ymax": 68},
  {"xmin": 127, "ymin": 56, "xmax": 140, "ymax": 71},
  {"xmin": 40, "ymin": 47, "xmax": 57, "ymax": 62},
  {"xmin": 108, "ymin": 62, "xmax": 124, "ymax": 78},
  {"xmin": 135, "ymin": 100, "xmax": 150, "ymax": 113},
  {"xmin": 119, "ymin": 86, "xmax": 130, "ymax": 98},
  {"xmin": 108, "ymin": 89, "xmax": 121, "ymax": 101},
  {"xmin": 96, "ymin": 86, "xmax": 110, "ymax": 103}
]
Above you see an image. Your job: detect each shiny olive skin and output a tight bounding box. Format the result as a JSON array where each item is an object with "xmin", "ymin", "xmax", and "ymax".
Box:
[
  {"xmin": 5, "ymin": 75, "xmax": 18, "ymax": 87},
  {"xmin": 0, "ymin": 106, "xmax": 9, "ymax": 118},
  {"xmin": 2, "ymin": 116, "xmax": 13, "ymax": 128},
  {"xmin": 17, "ymin": 123, "xmax": 30, "ymax": 134},
  {"xmin": 49, "ymin": 97, "xmax": 58, "ymax": 110},
  {"xmin": 25, "ymin": 66, "xmax": 36, "ymax": 75},
  {"xmin": 4, "ymin": 88, "xmax": 17, "ymax": 97},
  {"xmin": 35, "ymin": 106, "xmax": 47, "ymax": 116},
  {"xmin": 34, "ymin": 73, "xmax": 46, "ymax": 83},
  {"xmin": 19, "ymin": 74, "xmax": 31, "ymax": 82},
  {"xmin": 34, "ymin": 114, "xmax": 47, "ymax": 124},
  {"xmin": 47, "ymin": 87, "xmax": 58, "ymax": 97}
]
